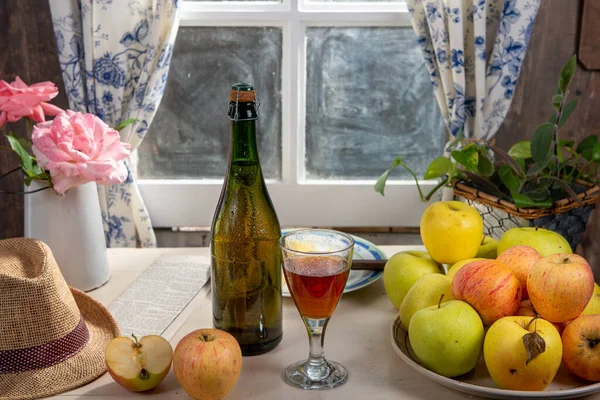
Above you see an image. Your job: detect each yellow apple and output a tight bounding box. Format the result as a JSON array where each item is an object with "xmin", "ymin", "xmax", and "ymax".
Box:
[
  {"xmin": 476, "ymin": 235, "xmax": 499, "ymax": 259},
  {"xmin": 561, "ymin": 314, "xmax": 600, "ymax": 381},
  {"xmin": 409, "ymin": 300, "xmax": 484, "ymax": 378},
  {"xmin": 173, "ymin": 329, "xmax": 242, "ymax": 400},
  {"xmin": 399, "ymin": 274, "xmax": 454, "ymax": 329},
  {"xmin": 497, "ymin": 245, "xmax": 541, "ymax": 300},
  {"xmin": 420, "ymin": 201, "xmax": 483, "ymax": 265},
  {"xmin": 582, "ymin": 283, "xmax": 600, "ymax": 315},
  {"xmin": 105, "ymin": 334, "xmax": 173, "ymax": 392},
  {"xmin": 383, "ymin": 250, "xmax": 443, "ymax": 309},
  {"xmin": 484, "ymin": 316, "xmax": 562, "ymax": 390},
  {"xmin": 447, "ymin": 258, "xmax": 484, "ymax": 279},
  {"xmin": 528, "ymin": 254, "xmax": 594, "ymax": 323},
  {"xmin": 498, "ymin": 227, "xmax": 571, "ymax": 257}
]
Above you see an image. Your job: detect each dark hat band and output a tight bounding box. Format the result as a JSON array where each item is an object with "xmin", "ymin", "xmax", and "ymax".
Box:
[{"xmin": 0, "ymin": 316, "xmax": 89, "ymax": 374}]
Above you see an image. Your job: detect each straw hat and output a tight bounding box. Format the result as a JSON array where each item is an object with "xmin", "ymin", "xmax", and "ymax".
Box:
[{"xmin": 0, "ymin": 238, "xmax": 120, "ymax": 399}]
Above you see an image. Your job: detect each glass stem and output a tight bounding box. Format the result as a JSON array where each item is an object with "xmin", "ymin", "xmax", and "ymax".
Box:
[{"xmin": 304, "ymin": 317, "xmax": 330, "ymax": 381}]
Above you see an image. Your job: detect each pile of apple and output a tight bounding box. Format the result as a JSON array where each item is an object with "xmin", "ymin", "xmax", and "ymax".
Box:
[
  {"xmin": 384, "ymin": 201, "xmax": 600, "ymax": 391},
  {"xmin": 104, "ymin": 329, "xmax": 242, "ymax": 400}
]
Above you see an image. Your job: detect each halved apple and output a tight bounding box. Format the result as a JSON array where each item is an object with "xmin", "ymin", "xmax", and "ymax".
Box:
[{"xmin": 105, "ymin": 334, "xmax": 173, "ymax": 392}]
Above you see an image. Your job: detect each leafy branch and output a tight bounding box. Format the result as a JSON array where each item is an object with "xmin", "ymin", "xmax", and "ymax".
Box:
[{"xmin": 375, "ymin": 54, "xmax": 597, "ymax": 209}]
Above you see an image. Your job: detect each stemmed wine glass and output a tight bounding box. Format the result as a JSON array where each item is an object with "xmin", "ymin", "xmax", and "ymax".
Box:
[{"xmin": 279, "ymin": 229, "xmax": 354, "ymax": 390}]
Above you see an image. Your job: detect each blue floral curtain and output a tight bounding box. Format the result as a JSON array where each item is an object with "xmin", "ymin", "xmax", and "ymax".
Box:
[
  {"xmin": 49, "ymin": 0, "xmax": 180, "ymax": 247},
  {"xmin": 407, "ymin": 0, "xmax": 540, "ymax": 139}
]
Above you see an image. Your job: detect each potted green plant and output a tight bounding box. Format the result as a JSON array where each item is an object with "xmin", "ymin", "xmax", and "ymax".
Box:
[{"xmin": 375, "ymin": 55, "xmax": 600, "ymax": 250}]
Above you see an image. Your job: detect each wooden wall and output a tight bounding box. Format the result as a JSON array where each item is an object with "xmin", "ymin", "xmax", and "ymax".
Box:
[
  {"xmin": 0, "ymin": 0, "xmax": 68, "ymax": 239},
  {"xmin": 0, "ymin": 0, "xmax": 598, "ymax": 267}
]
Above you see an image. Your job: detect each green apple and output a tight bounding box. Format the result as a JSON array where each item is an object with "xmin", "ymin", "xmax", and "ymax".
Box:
[
  {"xmin": 484, "ymin": 316, "xmax": 562, "ymax": 390},
  {"xmin": 498, "ymin": 227, "xmax": 571, "ymax": 257},
  {"xmin": 447, "ymin": 258, "xmax": 485, "ymax": 279},
  {"xmin": 420, "ymin": 201, "xmax": 484, "ymax": 265},
  {"xmin": 409, "ymin": 300, "xmax": 484, "ymax": 378},
  {"xmin": 383, "ymin": 251, "xmax": 442, "ymax": 309},
  {"xmin": 476, "ymin": 235, "xmax": 499, "ymax": 259},
  {"xmin": 581, "ymin": 282, "xmax": 600, "ymax": 315},
  {"xmin": 399, "ymin": 274, "xmax": 454, "ymax": 329}
]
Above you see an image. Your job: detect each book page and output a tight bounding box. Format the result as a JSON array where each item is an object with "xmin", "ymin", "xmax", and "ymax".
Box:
[{"xmin": 109, "ymin": 254, "xmax": 211, "ymax": 340}]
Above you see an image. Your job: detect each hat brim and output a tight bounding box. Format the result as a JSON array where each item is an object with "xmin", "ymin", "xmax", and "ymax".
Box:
[{"xmin": 0, "ymin": 288, "xmax": 120, "ymax": 400}]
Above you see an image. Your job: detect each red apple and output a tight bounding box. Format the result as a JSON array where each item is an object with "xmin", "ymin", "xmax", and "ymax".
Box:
[
  {"xmin": 105, "ymin": 334, "xmax": 173, "ymax": 392},
  {"xmin": 497, "ymin": 245, "xmax": 541, "ymax": 300},
  {"xmin": 452, "ymin": 259, "xmax": 521, "ymax": 325},
  {"xmin": 173, "ymin": 329, "xmax": 242, "ymax": 400},
  {"xmin": 562, "ymin": 314, "xmax": 600, "ymax": 381},
  {"xmin": 516, "ymin": 299, "xmax": 563, "ymax": 335},
  {"xmin": 528, "ymin": 254, "xmax": 594, "ymax": 323}
]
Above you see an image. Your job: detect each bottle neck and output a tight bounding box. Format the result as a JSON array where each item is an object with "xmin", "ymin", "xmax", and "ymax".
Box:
[
  {"xmin": 228, "ymin": 101, "xmax": 260, "ymax": 165},
  {"xmin": 230, "ymin": 119, "xmax": 259, "ymax": 164}
]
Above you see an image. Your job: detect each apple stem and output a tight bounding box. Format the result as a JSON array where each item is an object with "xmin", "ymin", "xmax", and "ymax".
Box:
[
  {"xmin": 438, "ymin": 294, "xmax": 445, "ymax": 309},
  {"xmin": 131, "ymin": 333, "xmax": 141, "ymax": 349},
  {"xmin": 199, "ymin": 333, "xmax": 214, "ymax": 342},
  {"xmin": 526, "ymin": 315, "xmax": 538, "ymax": 331},
  {"xmin": 139, "ymin": 368, "xmax": 149, "ymax": 380}
]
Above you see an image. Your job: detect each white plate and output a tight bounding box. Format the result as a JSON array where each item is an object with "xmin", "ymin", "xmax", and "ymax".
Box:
[
  {"xmin": 390, "ymin": 316, "xmax": 600, "ymax": 399},
  {"xmin": 281, "ymin": 232, "xmax": 386, "ymax": 297}
]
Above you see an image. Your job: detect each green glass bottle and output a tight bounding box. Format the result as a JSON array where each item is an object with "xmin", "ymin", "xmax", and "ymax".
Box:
[{"xmin": 210, "ymin": 83, "xmax": 283, "ymax": 356}]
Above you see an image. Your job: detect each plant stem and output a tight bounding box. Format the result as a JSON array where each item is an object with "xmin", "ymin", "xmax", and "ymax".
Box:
[
  {"xmin": 551, "ymin": 91, "xmax": 567, "ymax": 176},
  {"xmin": 424, "ymin": 176, "xmax": 450, "ymax": 201},
  {"xmin": 399, "ymin": 161, "xmax": 426, "ymax": 201}
]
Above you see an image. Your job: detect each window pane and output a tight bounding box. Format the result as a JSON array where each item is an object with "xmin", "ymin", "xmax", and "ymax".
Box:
[
  {"xmin": 305, "ymin": 27, "xmax": 445, "ymax": 180},
  {"xmin": 138, "ymin": 27, "xmax": 282, "ymax": 180}
]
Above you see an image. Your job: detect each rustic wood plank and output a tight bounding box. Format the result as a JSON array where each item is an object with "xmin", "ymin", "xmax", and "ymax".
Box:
[
  {"xmin": 579, "ymin": 0, "xmax": 600, "ymax": 70},
  {"xmin": 0, "ymin": 0, "xmax": 68, "ymax": 240}
]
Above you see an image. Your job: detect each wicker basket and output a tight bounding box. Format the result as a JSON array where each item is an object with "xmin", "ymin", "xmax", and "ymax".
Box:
[{"xmin": 453, "ymin": 180, "xmax": 600, "ymax": 250}]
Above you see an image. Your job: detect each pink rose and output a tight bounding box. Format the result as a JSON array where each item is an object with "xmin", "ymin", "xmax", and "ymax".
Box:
[
  {"xmin": 32, "ymin": 110, "xmax": 131, "ymax": 194},
  {"xmin": 0, "ymin": 77, "xmax": 63, "ymax": 127}
]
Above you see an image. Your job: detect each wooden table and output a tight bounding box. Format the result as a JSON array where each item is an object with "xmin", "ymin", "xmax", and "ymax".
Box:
[{"xmin": 51, "ymin": 246, "xmax": 482, "ymax": 399}]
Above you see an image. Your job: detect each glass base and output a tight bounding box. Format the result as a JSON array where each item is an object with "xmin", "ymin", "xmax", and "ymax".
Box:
[{"xmin": 283, "ymin": 359, "xmax": 348, "ymax": 390}]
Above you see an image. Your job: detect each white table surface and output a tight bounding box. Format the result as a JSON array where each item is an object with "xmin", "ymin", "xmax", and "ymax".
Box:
[{"xmin": 50, "ymin": 246, "xmax": 489, "ymax": 399}]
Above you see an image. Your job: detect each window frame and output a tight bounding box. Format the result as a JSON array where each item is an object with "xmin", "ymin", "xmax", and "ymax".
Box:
[{"xmin": 138, "ymin": 0, "xmax": 439, "ymax": 228}]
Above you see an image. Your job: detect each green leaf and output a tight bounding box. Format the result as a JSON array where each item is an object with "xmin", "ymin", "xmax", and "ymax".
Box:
[
  {"xmin": 523, "ymin": 330, "xmax": 546, "ymax": 365},
  {"xmin": 593, "ymin": 142, "xmax": 600, "ymax": 162},
  {"xmin": 549, "ymin": 98, "xmax": 579, "ymax": 128},
  {"xmin": 559, "ymin": 54, "xmax": 577, "ymax": 94},
  {"xmin": 375, "ymin": 156, "xmax": 428, "ymax": 201},
  {"xmin": 559, "ymin": 139, "xmax": 575, "ymax": 150},
  {"xmin": 424, "ymin": 156, "xmax": 453, "ymax": 180},
  {"xmin": 115, "ymin": 118, "xmax": 138, "ymax": 131},
  {"xmin": 552, "ymin": 94, "xmax": 563, "ymax": 111},
  {"xmin": 511, "ymin": 191, "xmax": 553, "ymax": 208},
  {"xmin": 515, "ymin": 157, "xmax": 526, "ymax": 172},
  {"xmin": 375, "ymin": 156, "xmax": 403, "ymax": 195},
  {"xmin": 508, "ymin": 141, "xmax": 532, "ymax": 159},
  {"xmin": 525, "ymin": 187, "xmax": 551, "ymax": 202},
  {"xmin": 451, "ymin": 145, "xmax": 479, "ymax": 172},
  {"xmin": 576, "ymin": 135, "xmax": 598, "ymax": 161},
  {"xmin": 477, "ymin": 154, "xmax": 494, "ymax": 177},
  {"xmin": 499, "ymin": 165, "xmax": 521, "ymax": 192},
  {"xmin": 530, "ymin": 123, "xmax": 554, "ymax": 167},
  {"xmin": 6, "ymin": 133, "xmax": 36, "ymax": 176}
]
